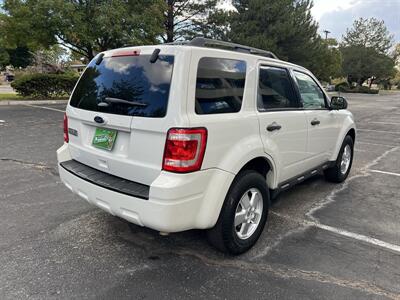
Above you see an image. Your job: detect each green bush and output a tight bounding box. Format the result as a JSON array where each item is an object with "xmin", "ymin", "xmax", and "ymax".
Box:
[
  {"xmin": 340, "ymin": 86, "xmax": 379, "ymax": 94},
  {"xmin": 11, "ymin": 73, "xmax": 79, "ymax": 98},
  {"xmin": 335, "ymin": 81, "xmax": 350, "ymax": 91}
]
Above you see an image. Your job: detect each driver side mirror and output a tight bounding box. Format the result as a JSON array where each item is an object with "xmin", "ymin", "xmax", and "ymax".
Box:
[{"xmin": 330, "ymin": 96, "xmax": 348, "ymax": 110}]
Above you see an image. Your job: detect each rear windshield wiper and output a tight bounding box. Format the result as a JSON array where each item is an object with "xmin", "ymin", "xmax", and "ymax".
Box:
[{"xmin": 99, "ymin": 97, "xmax": 148, "ymax": 107}]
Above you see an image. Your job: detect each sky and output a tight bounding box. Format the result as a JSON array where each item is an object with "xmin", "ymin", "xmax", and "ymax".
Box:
[
  {"xmin": 218, "ymin": 0, "xmax": 400, "ymax": 43},
  {"xmin": 312, "ymin": 0, "xmax": 400, "ymax": 43}
]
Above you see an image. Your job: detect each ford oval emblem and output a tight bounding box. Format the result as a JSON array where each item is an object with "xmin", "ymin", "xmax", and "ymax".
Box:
[{"xmin": 94, "ymin": 116, "xmax": 104, "ymax": 124}]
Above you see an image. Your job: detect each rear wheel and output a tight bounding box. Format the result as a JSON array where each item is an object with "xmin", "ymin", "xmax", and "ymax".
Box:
[
  {"xmin": 324, "ymin": 135, "xmax": 354, "ymax": 183},
  {"xmin": 207, "ymin": 170, "xmax": 269, "ymax": 254}
]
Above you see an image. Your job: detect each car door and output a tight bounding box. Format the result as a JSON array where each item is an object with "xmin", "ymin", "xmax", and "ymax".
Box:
[
  {"xmin": 256, "ymin": 65, "xmax": 308, "ymax": 183},
  {"xmin": 292, "ymin": 70, "xmax": 340, "ymax": 167}
]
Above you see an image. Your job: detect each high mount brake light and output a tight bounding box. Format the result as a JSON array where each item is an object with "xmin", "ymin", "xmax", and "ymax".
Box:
[
  {"xmin": 63, "ymin": 113, "xmax": 69, "ymax": 143},
  {"xmin": 162, "ymin": 128, "xmax": 207, "ymax": 173},
  {"xmin": 111, "ymin": 49, "xmax": 141, "ymax": 57}
]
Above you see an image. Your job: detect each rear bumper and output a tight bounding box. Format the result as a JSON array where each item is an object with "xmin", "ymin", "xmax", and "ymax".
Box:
[{"xmin": 57, "ymin": 144, "xmax": 234, "ymax": 232}]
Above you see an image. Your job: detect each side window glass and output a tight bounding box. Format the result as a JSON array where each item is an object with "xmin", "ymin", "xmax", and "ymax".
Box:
[
  {"xmin": 257, "ymin": 66, "xmax": 298, "ymax": 110},
  {"xmin": 195, "ymin": 58, "xmax": 246, "ymax": 114},
  {"xmin": 294, "ymin": 71, "xmax": 326, "ymax": 109}
]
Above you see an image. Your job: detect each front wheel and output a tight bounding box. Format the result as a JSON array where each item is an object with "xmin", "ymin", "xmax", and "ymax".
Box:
[
  {"xmin": 324, "ymin": 135, "xmax": 354, "ymax": 183},
  {"xmin": 207, "ymin": 170, "xmax": 270, "ymax": 254}
]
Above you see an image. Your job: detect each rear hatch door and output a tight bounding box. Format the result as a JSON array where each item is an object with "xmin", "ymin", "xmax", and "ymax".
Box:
[{"xmin": 66, "ymin": 47, "xmax": 177, "ymax": 185}]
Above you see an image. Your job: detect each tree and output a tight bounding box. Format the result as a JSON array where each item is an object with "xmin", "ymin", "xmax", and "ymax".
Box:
[
  {"xmin": 0, "ymin": 48, "xmax": 10, "ymax": 69},
  {"xmin": 341, "ymin": 45, "xmax": 395, "ymax": 86},
  {"xmin": 309, "ymin": 39, "xmax": 342, "ymax": 82},
  {"xmin": 230, "ymin": 0, "xmax": 317, "ymax": 63},
  {"xmin": 34, "ymin": 45, "xmax": 68, "ymax": 66},
  {"xmin": 199, "ymin": 8, "xmax": 233, "ymax": 40},
  {"xmin": 1, "ymin": 8, "xmax": 35, "ymax": 68},
  {"xmin": 393, "ymin": 43, "xmax": 400, "ymax": 68},
  {"xmin": 0, "ymin": 12, "xmax": 10, "ymax": 68},
  {"xmin": 2, "ymin": 0, "xmax": 165, "ymax": 60},
  {"xmin": 162, "ymin": 0, "xmax": 220, "ymax": 42},
  {"xmin": 228, "ymin": 0, "xmax": 337, "ymax": 80},
  {"xmin": 341, "ymin": 18, "xmax": 396, "ymax": 87},
  {"xmin": 391, "ymin": 69, "xmax": 400, "ymax": 89},
  {"xmin": 30, "ymin": 45, "xmax": 69, "ymax": 73},
  {"xmin": 342, "ymin": 17, "xmax": 394, "ymax": 54},
  {"xmin": 7, "ymin": 46, "xmax": 34, "ymax": 68}
]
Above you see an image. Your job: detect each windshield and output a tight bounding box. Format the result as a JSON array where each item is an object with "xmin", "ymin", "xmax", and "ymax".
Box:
[{"xmin": 70, "ymin": 54, "xmax": 174, "ymax": 118}]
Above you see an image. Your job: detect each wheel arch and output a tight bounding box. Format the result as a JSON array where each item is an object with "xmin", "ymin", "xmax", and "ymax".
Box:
[
  {"xmin": 235, "ymin": 155, "xmax": 277, "ymax": 189},
  {"xmin": 200, "ymin": 153, "xmax": 277, "ymax": 231},
  {"xmin": 330, "ymin": 123, "xmax": 357, "ymax": 161},
  {"xmin": 347, "ymin": 128, "xmax": 356, "ymax": 143}
]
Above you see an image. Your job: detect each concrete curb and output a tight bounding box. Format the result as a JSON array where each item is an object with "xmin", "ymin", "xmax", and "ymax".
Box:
[{"xmin": 0, "ymin": 100, "xmax": 68, "ymax": 106}]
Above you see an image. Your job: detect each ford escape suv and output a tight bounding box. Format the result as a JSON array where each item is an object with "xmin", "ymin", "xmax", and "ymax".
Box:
[{"xmin": 57, "ymin": 38, "xmax": 356, "ymax": 254}]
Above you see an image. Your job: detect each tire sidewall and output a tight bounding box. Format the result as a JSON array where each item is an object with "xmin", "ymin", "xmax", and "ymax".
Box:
[
  {"xmin": 336, "ymin": 135, "xmax": 354, "ymax": 181},
  {"xmin": 221, "ymin": 171, "xmax": 270, "ymax": 254}
]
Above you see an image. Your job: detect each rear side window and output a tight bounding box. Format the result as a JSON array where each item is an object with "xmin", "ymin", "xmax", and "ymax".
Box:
[
  {"xmin": 195, "ymin": 57, "xmax": 246, "ymax": 114},
  {"xmin": 70, "ymin": 54, "xmax": 174, "ymax": 118},
  {"xmin": 257, "ymin": 66, "xmax": 298, "ymax": 111}
]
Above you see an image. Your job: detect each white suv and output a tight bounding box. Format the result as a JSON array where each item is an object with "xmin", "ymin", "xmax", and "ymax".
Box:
[{"xmin": 57, "ymin": 38, "xmax": 356, "ymax": 254}]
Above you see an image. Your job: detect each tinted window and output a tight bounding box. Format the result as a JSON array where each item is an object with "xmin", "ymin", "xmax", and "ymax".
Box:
[
  {"xmin": 195, "ymin": 58, "xmax": 246, "ymax": 114},
  {"xmin": 258, "ymin": 66, "xmax": 298, "ymax": 110},
  {"xmin": 294, "ymin": 71, "xmax": 326, "ymax": 109},
  {"xmin": 70, "ymin": 55, "xmax": 174, "ymax": 117}
]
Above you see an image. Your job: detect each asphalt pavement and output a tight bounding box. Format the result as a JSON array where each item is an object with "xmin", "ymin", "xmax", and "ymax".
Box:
[{"xmin": 0, "ymin": 93, "xmax": 399, "ymax": 299}]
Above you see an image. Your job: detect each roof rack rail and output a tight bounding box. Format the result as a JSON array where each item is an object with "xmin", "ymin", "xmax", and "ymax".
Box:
[{"xmin": 183, "ymin": 37, "xmax": 278, "ymax": 59}]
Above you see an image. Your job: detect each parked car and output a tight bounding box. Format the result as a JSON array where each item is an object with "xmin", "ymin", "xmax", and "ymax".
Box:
[
  {"xmin": 57, "ymin": 38, "xmax": 356, "ymax": 254},
  {"xmin": 4, "ymin": 73, "xmax": 15, "ymax": 82},
  {"xmin": 324, "ymin": 84, "xmax": 336, "ymax": 92}
]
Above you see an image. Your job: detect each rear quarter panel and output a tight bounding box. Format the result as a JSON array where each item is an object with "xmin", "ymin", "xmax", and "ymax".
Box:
[{"xmin": 185, "ymin": 48, "xmax": 280, "ymax": 188}]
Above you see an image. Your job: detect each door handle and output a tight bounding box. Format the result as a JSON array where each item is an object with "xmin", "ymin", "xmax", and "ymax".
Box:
[
  {"xmin": 311, "ymin": 119, "xmax": 320, "ymax": 126},
  {"xmin": 267, "ymin": 122, "xmax": 282, "ymax": 132}
]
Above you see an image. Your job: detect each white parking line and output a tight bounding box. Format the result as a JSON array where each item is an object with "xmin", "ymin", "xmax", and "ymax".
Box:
[
  {"xmin": 351, "ymin": 105, "xmax": 399, "ymax": 110},
  {"xmin": 23, "ymin": 104, "xmax": 65, "ymax": 113},
  {"xmin": 369, "ymin": 121, "xmax": 400, "ymax": 125},
  {"xmin": 272, "ymin": 212, "xmax": 400, "ymax": 254},
  {"xmin": 370, "ymin": 170, "xmax": 400, "ymax": 177},
  {"xmin": 298, "ymin": 146, "xmax": 400, "ymax": 253},
  {"xmin": 357, "ymin": 128, "xmax": 400, "ymax": 134},
  {"xmin": 315, "ymin": 223, "xmax": 400, "ymax": 253},
  {"xmin": 357, "ymin": 141, "xmax": 398, "ymax": 147}
]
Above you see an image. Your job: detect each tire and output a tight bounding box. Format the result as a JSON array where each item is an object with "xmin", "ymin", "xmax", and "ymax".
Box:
[
  {"xmin": 324, "ymin": 135, "xmax": 354, "ymax": 183},
  {"xmin": 207, "ymin": 170, "xmax": 270, "ymax": 255}
]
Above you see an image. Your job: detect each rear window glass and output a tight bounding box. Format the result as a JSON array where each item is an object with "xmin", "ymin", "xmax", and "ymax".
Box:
[
  {"xmin": 70, "ymin": 54, "xmax": 174, "ymax": 118},
  {"xmin": 195, "ymin": 57, "xmax": 246, "ymax": 115}
]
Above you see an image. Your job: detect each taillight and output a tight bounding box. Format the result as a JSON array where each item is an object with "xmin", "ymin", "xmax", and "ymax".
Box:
[
  {"xmin": 63, "ymin": 113, "xmax": 69, "ymax": 143},
  {"xmin": 162, "ymin": 128, "xmax": 207, "ymax": 173}
]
